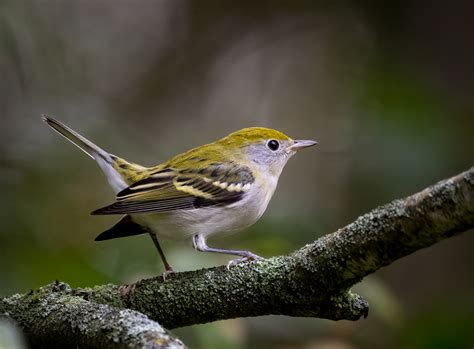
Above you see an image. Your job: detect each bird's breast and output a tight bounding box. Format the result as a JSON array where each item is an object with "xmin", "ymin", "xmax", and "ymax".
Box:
[{"xmin": 133, "ymin": 178, "xmax": 278, "ymax": 241}]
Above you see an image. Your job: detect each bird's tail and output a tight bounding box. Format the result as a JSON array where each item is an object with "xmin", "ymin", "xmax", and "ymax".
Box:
[{"xmin": 42, "ymin": 115, "xmax": 146, "ymax": 193}]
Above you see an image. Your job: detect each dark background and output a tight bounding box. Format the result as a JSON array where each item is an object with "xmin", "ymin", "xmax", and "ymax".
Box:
[{"xmin": 1, "ymin": 1, "xmax": 473, "ymax": 348}]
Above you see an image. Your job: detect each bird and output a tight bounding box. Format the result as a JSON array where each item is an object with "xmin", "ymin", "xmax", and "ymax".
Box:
[{"xmin": 42, "ymin": 115, "xmax": 317, "ymax": 277}]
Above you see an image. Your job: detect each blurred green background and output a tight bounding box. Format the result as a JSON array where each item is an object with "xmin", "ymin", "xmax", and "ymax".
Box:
[{"xmin": 1, "ymin": 1, "xmax": 473, "ymax": 348}]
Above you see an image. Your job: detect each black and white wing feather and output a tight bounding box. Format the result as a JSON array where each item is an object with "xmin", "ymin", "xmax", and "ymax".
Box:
[{"xmin": 91, "ymin": 164, "xmax": 254, "ymax": 215}]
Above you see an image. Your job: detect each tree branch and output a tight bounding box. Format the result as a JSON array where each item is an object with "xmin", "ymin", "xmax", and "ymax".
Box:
[
  {"xmin": 79, "ymin": 167, "xmax": 472, "ymax": 329},
  {"xmin": 1, "ymin": 281, "xmax": 185, "ymax": 348},
  {"xmin": 1, "ymin": 167, "xmax": 473, "ymax": 342}
]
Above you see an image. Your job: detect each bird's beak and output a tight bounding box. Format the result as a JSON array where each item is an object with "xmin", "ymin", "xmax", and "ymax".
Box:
[{"xmin": 287, "ymin": 139, "xmax": 318, "ymax": 152}]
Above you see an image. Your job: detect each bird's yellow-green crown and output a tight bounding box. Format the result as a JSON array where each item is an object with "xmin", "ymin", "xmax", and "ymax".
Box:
[
  {"xmin": 219, "ymin": 127, "xmax": 290, "ymax": 146},
  {"xmin": 159, "ymin": 127, "xmax": 291, "ymax": 168}
]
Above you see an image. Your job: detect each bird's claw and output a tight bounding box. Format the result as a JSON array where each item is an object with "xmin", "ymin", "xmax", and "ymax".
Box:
[
  {"xmin": 161, "ymin": 268, "xmax": 175, "ymax": 281},
  {"xmin": 226, "ymin": 254, "xmax": 263, "ymax": 269}
]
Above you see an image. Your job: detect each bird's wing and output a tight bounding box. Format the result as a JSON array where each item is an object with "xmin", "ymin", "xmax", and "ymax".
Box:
[{"xmin": 91, "ymin": 163, "xmax": 255, "ymax": 215}]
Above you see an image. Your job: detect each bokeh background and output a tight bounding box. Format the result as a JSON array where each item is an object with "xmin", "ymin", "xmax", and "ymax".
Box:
[{"xmin": 1, "ymin": 1, "xmax": 473, "ymax": 348}]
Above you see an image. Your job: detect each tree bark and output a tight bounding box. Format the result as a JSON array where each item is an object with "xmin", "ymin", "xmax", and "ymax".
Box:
[
  {"xmin": 0, "ymin": 282, "xmax": 185, "ymax": 348},
  {"xmin": 1, "ymin": 167, "xmax": 473, "ymax": 347}
]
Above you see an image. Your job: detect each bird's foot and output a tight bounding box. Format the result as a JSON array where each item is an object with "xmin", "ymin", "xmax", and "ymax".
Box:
[
  {"xmin": 226, "ymin": 253, "xmax": 263, "ymax": 270},
  {"xmin": 161, "ymin": 267, "xmax": 175, "ymax": 281}
]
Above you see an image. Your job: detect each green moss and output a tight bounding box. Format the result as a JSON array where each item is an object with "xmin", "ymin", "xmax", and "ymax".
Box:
[{"xmin": 2, "ymin": 168, "xmax": 471, "ymax": 341}]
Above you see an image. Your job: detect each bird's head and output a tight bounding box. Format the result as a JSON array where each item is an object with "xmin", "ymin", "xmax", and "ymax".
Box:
[{"xmin": 219, "ymin": 127, "xmax": 317, "ymax": 177}]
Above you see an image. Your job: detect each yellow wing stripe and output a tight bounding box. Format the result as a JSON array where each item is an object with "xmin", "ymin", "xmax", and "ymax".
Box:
[{"xmin": 175, "ymin": 184, "xmax": 214, "ymax": 199}]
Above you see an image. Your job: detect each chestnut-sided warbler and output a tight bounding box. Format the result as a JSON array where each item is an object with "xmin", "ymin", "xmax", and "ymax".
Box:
[{"xmin": 42, "ymin": 115, "xmax": 317, "ymax": 276}]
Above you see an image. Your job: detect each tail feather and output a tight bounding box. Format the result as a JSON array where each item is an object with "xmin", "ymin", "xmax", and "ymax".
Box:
[
  {"xmin": 95, "ymin": 215, "xmax": 148, "ymax": 241},
  {"xmin": 42, "ymin": 115, "xmax": 129, "ymax": 192},
  {"xmin": 42, "ymin": 115, "xmax": 109, "ymax": 160}
]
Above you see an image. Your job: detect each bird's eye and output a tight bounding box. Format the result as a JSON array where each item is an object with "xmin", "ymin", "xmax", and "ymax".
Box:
[{"xmin": 267, "ymin": 139, "xmax": 280, "ymax": 151}]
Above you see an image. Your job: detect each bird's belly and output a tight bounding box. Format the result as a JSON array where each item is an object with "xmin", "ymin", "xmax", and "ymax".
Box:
[{"xmin": 132, "ymin": 185, "xmax": 273, "ymax": 241}]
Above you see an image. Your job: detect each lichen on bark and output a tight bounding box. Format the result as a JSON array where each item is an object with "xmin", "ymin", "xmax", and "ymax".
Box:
[{"xmin": 1, "ymin": 167, "xmax": 472, "ymax": 347}]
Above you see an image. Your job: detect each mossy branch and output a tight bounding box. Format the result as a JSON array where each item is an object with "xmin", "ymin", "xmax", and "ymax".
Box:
[
  {"xmin": 0, "ymin": 281, "xmax": 185, "ymax": 348},
  {"xmin": 1, "ymin": 167, "xmax": 473, "ymax": 345}
]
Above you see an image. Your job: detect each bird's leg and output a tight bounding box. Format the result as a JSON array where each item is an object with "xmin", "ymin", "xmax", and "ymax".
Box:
[
  {"xmin": 192, "ymin": 234, "xmax": 263, "ymax": 269},
  {"xmin": 149, "ymin": 233, "xmax": 174, "ymax": 280}
]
